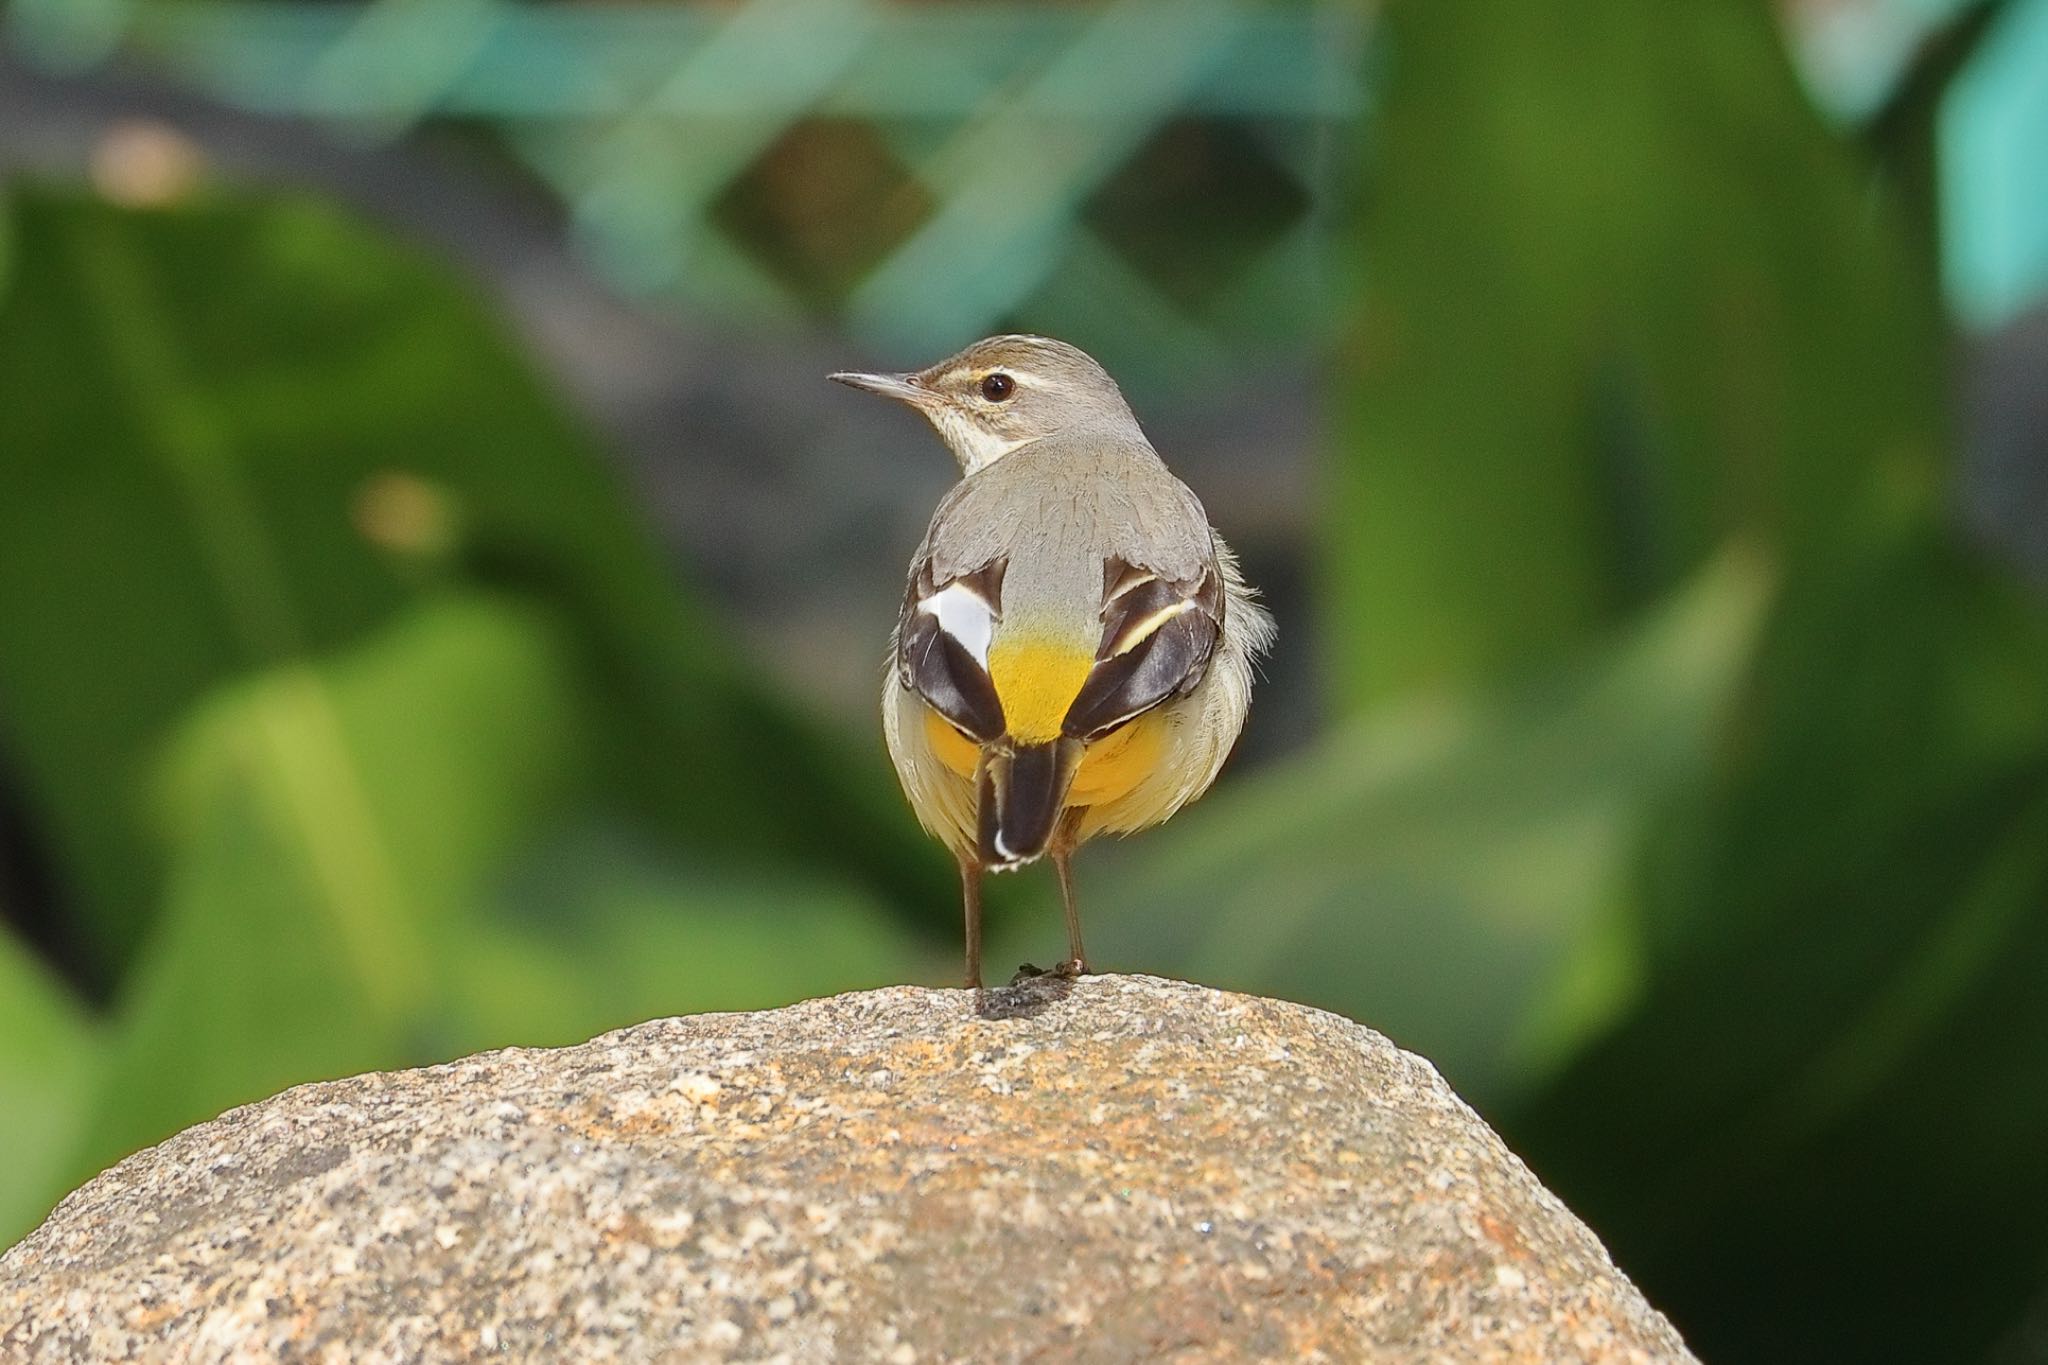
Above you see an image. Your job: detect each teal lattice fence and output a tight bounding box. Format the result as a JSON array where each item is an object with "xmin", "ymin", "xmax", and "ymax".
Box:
[{"xmin": 8, "ymin": 0, "xmax": 1372, "ymax": 360}]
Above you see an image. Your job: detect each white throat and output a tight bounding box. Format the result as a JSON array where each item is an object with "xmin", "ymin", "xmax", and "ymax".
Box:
[{"xmin": 926, "ymin": 406, "xmax": 1028, "ymax": 476}]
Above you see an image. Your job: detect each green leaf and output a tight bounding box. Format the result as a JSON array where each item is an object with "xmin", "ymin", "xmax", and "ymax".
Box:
[
  {"xmin": 1038, "ymin": 549, "xmax": 1771, "ymax": 1104},
  {"xmin": 72, "ymin": 592, "xmax": 585, "ymax": 1177},
  {"xmin": 1509, "ymin": 531, "xmax": 2048, "ymax": 1364},
  {"xmin": 0, "ymin": 186, "xmax": 943, "ymax": 986},
  {"xmin": 1327, "ymin": 0, "xmax": 1945, "ymax": 708},
  {"xmin": 0, "ymin": 927, "xmax": 99, "ymax": 1250}
]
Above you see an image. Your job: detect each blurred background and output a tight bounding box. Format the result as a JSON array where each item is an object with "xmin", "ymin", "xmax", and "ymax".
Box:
[{"xmin": 2, "ymin": 0, "xmax": 2046, "ymax": 1358}]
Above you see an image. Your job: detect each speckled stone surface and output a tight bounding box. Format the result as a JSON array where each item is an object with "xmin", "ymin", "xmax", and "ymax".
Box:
[{"xmin": 0, "ymin": 974, "xmax": 1693, "ymax": 1363}]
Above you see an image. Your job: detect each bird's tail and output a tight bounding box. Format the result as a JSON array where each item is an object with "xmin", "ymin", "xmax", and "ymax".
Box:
[{"xmin": 977, "ymin": 738, "xmax": 1082, "ymax": 869}]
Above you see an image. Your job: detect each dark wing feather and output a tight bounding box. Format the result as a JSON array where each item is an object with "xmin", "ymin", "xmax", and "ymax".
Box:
[
  {"xmin": 897, "ymin": 558, "xmax": 1006, "ymax": 742},
  {"xmin": 1061, "ymin": 556, "xmax": 1223, "ymax": 741}
]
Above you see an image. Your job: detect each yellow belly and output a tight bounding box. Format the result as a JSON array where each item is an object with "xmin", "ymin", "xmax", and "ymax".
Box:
[
  {"xmin": 1069, "ymin": 711, "xmax": 1166, "ymax": 805},
  {"xmin": 922, "ymin": 707, "xmax": 1165, "ymax": 809},
  {"xmin": 924, "ymin": 710, "xmax": 981, "ymax": 778}
]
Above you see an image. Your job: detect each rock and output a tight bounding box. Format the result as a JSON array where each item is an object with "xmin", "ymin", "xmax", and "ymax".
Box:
[{"xmin": 0, "ymin": 974, "xmax": 1693, "ymax": 1363}]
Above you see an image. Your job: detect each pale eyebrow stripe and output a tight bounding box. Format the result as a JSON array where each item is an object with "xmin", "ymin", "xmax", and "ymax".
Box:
[{"xmin": 949, "ymin": 366, "xmax": 1044, "ymax": 388}]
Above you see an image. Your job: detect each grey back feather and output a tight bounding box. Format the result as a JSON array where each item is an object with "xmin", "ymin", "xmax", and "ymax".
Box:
[{"xmin": 918, "ymin": 427, "xmax": 1218, "ymax": 643}]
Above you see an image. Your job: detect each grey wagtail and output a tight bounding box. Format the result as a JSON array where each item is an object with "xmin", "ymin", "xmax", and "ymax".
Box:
[{"xmin": 832, "ymin": 335, "xmax": 1273, "ymax": 987}]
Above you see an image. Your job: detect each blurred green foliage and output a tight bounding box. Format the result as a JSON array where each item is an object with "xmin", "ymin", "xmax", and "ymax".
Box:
[
  {"xmin": 2, "ymin": 3, "xmax": 2047, "ymax": 1361},
  {"xmin": 1328, "ymin": 0, "xmax": 1948, "ymax": 705},
  {"xmin": 0, "ymin": 186, "xmax": 935, "ymax": 1220},
  {"xmin": 1322, "ymin": 3, "xmax": 2048, "ymax": 1362}
]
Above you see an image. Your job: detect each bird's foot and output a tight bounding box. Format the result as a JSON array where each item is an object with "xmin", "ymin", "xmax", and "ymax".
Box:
[{"xmin": 1005, "ymin": 958, "xmax": 1087, "ymax": 986}]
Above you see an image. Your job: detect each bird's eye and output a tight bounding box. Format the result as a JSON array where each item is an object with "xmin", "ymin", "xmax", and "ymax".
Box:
[{"xmin": 979, "ymin": 372, "xmax": 1015, "ymax": 402}]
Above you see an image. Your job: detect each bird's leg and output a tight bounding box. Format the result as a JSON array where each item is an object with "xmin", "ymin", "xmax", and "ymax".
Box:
[
  {"xmin": 1051, "ymin": 810, "xmax": 1088, "ymax": 977},
  {"xmin": 959, "ymin": 857, "xmax": 984, "ymax": 989}
]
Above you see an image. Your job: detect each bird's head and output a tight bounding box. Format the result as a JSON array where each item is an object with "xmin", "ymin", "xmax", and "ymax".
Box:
[{"xmin": 831, "ymin": 335, "xmax": 1138, "ymax": 475}]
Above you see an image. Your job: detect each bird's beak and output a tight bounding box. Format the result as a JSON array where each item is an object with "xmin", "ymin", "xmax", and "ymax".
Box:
[{"xmin": 828, "ymin": 370, "xmax": 930, "ymax": 406}]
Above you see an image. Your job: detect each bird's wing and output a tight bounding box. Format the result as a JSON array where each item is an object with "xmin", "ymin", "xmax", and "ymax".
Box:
[
  {"xmin": 896, "ymin": 541, "xmax": 1224, "ymax": 746},
  {"xmin": 896, "ymin": 553, "xmax": 1008, "ymax": 743},
  {"xmin": 1060, "ymin": 552, "xmax": 1223, "ymax": 739}
]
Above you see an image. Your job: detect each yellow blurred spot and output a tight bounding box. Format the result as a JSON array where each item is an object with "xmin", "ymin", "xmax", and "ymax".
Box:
[
  {"xmin": 91, "ymin": 121, "xmax": 205, "ymax": 208},
  {"xmin": 353, "ymin": 471, "xmax": 460, "ymax": 561}
]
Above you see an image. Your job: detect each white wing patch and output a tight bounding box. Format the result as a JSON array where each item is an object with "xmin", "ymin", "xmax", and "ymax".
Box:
[{"xmin": 918, "ymin": 580, "xmax": 997, "ymax": 668}]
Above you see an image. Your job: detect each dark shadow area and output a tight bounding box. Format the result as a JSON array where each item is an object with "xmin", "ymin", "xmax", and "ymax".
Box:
[{"xmin": 972, "ymin": 970, "xmax": 1077, "ymax": 1021}]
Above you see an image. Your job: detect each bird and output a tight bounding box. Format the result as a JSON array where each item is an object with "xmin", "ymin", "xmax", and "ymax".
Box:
[{"xmin": 831, "ymin": 335, "xmax": 1273, "ymax": 988}]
